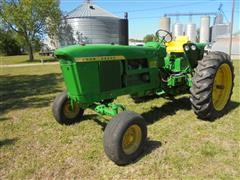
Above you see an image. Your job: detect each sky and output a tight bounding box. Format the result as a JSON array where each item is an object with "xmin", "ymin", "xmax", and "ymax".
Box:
[{"xmin": 60, "ymin": 0, "xmax": 240, "ymax": 39}]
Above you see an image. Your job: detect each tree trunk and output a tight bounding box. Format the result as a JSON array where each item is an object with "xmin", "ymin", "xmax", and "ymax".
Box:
[
  {"xmin": 28, "ymin": 43, "xmax": 34, "ymax": 62},
  {"xmin": 24, "ymin": 34, "xmax": 34, "ymax": 62}
]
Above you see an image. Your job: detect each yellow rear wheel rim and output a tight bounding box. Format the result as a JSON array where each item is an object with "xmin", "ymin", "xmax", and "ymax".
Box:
[
  {"xmin": 212, "ymin": 63, "xmax": 232, "ymax": 111},
  {"xmin": 122, "ymin": 124, "xmax": 142, "ymax": 155},
  {"xmin": 63, "ymin": 100, "xmax": 80, "ymax": 119}
]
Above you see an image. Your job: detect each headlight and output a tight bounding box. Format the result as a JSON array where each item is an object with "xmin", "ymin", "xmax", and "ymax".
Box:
[
  {"xmin": 191, "ymin": 45, "xmax": 197, "ymax": 51},
  {"xmin": 208, "ymin": 44, "xmax": 212, "ymax": 48},
  {"xmin": 184, "ymin": 45, "xmax": 190, "ymax": 51}
]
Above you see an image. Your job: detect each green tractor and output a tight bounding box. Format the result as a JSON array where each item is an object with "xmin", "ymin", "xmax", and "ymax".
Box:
[{"xmin": 52, "ymin": 29, "xmax": 234, "ymax": 165}]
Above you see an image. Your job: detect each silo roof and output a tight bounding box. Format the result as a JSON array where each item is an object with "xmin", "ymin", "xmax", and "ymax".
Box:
[{"xmin": 66, "ymin": 3, "xmax": 119, "ymax": 19}]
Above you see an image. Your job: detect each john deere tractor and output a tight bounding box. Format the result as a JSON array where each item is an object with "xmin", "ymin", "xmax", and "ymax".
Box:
[{"xmin": 52, "ymin": 29, "xmax": 234, "ymax": 165}]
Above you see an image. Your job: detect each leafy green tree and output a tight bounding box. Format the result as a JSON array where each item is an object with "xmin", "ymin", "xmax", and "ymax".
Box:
[
  {"xmin": 143, "ymin": 34, "xmax": 156, "ymax": 43},
  {"xmin": 0, "ymin": 28, "xmax": 22, "ymax": 55},
  {"xmin": 57, "ymin": 18, "xmax": 75, "ymax": 46},
  {"xmin": 0, "ymin": 0, "xmax": 61, "ymax": 61}
]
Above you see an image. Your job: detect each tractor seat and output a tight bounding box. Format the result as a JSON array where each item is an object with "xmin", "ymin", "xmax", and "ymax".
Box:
[{"xmin": 165, "ymin": 36, "xmax": 189, "ymax": 53}]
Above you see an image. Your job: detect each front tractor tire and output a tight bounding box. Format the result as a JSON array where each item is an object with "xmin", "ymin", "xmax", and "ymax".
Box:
[
  {"xmin": 103, "ymin": 111, "xmax": 147, "ymax": 165},
  {"xmin": 190, "ymin": 52, "xmax": 234, "ymax": 120},
  {"xmin": 52, "ymin": 92, "xmax": 84, "ymax": 125}
]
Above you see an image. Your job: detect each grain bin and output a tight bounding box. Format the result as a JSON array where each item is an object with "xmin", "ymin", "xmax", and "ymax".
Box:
[
  {"xmin": 214, "ymin": 14, "xmax": 223, "ymax": 25},
  {"xmin": 186, "ymin": 23, "xmax": 197, "ymax": 42},
  {"xmin": 160, "ymin": 16, "xmax": 171, "ymax": 32},
  {"xmin": 172, "ymin": 23, "xmax": 184, "ymax": 39},
  {"xmin": 200, "ymin": 16, "xmax": 210, "ymax": 43},
  {"xmin": 57, "ymin": 1, "xmax": 128, "ymax": 47}
]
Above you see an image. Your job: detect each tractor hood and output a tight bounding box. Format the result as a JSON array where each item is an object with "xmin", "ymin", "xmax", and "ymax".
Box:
[{"xmin": 55, "ymin": 43, "xmax": 165, "ymax": 61}]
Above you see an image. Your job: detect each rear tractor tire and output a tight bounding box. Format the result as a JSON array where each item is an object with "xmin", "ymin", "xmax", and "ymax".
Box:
[
  {"xmin": 52, "ymin": 91, "xmax": 84, "ymax": 125},
  {"xmin": 190, "ymin": 52, "xmax": 234, "ymax": 120},
  {"xmin": 103, "ymin": 111, "xmax": 147, "ymax": 165}
]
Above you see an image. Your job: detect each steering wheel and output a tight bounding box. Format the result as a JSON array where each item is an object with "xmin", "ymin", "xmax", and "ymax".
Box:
[{"xmin": 155, "ymin": 29, "xmax": 172, "ymax": 44}]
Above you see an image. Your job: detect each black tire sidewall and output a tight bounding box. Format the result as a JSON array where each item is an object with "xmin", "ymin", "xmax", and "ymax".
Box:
[
  {"xmin": 52, "ymin": 91, "xmax": 84, "ymax": 125},
  {"xmin": 118, "ymin": 116, "xmax": 147, "ymax": 160},
  {"xmin": 103, "ymin": 111, "xmax": 147, "ymax": 165}
]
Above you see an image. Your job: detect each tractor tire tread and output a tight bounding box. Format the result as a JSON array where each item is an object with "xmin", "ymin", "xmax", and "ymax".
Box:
[{"xmin": 190, "ymin": 51, "xmax": 234, "ymax": 120}]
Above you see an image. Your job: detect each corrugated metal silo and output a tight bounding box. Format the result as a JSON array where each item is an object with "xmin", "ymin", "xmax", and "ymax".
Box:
[
  {"xmin": 160, "ymin": 16, "xmax": 171, "ymax": 32},
  {"xmin": 57, "ymin": 2, "xmax": 128, "ymax": 47},
  {"xmin": 173, "ymin": 23, "xmax": 184, "ymax": 39},
  {"xmin": 200, "ymin": 16, "xmax": 210, "ymax": 43},
  {"xmin": 186, "ymin": 23, "xmax": 197, "ymax": 42}
]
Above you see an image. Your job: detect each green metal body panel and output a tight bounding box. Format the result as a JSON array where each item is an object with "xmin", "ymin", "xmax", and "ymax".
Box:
[
  {"xmin": 55, "ymin": 43, "xmax": 167, "ymax": 105},
  {"xmin": 55, "ymin": 43, "xmax": 165, "ymax": 60},
  {"xmin": 55, "ymin": 41, "xmax": 206, "ymax": 113}
]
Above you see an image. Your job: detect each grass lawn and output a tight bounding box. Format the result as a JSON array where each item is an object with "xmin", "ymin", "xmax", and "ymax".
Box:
[
  {"xmin": 0, "ymin": 61, "xmax": 239, "ymax": 179},
  {"xmin": 0, "ymin": 53, "xmax": 56, "ymax": 65}
]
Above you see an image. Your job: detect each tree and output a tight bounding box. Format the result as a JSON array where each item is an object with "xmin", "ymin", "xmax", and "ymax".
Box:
[
  {"xmin": 143, "ymin": 34, "xmax": 156, "ymax": 43},
  {"xmin": 57, "ymin": 18, "xmax": 75, "ymax": 46},
  {"xmin": 0, "ymin": 0, "xmax": 61, "ymax": 61},
  {"xmin": 0, "ymin": 28, "xmax": 22, "ymax": 55}
]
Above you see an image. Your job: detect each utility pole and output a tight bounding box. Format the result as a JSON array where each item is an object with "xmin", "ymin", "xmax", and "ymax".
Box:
[{"xmin": 229, "ymin": 0, "xmax": 235, "ymax": 56}]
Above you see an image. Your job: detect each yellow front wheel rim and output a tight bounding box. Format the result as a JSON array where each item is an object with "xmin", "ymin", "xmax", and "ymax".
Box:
[
  {"xmin": 212, "ymin": 63, "xmax": 232, "ymax": 111},
  {"xmin": 63, "ymin": 100, "xmax": 80, "ymax": 119},
  {"xmin": 122, "ymin": 124, "xmax": 142, "ymax": 155}
]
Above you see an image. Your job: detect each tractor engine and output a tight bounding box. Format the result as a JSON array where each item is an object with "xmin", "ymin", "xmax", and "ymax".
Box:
[
  {"xmin": 160, "ymin": 36, "xmax": 192, "ymax": 94},
  {"xmin": 159, "ymin": 36, "xmax": 206, "ymax": 95},
  {"xmin": 161, "ymin": 54, "xmax": 191, "ymax": 95}
]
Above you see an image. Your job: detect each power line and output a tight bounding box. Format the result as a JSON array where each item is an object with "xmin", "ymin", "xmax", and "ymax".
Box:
[
  {"xmin": 112, "ymin": 2, "xmax": 207, "ymax": 13},
  {"xmin": 60, "ymin": 0, "xmax": 234, "ymax": 2},
  {"xmin": 129, "ymin": 16, "xmax": 160, "ymax": 19},
  {"xmin": 164, "ymin": 12, "xmax": 217, "ymax": 16}
]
